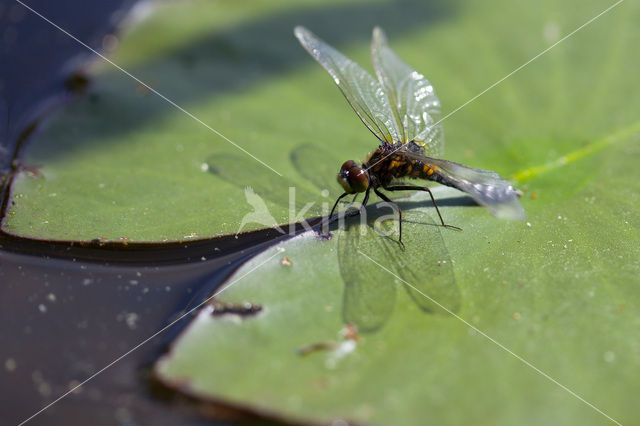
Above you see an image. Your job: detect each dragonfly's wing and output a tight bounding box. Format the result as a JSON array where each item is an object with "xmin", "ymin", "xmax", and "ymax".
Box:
[
  {"xmin": 295, "ymin": 26, "xmax": 401, "ymax": 144},
  {"xmin": 431, "ymin": 157, "xmax": 524, "ymax": 220},
  {"xmin": 371, "ymin": 27, "xmax": 444, "ymax": 156},
  {"xmin": 401, "ymin": 149, "xmax": 525, "ymax": 220},
  {"xmin": 339, "ymin": 208, "xmax": 460, "ymax": 333},
  {"xmin": 339, "ymin": 220, "xmax": 396, "ymax": 332}
]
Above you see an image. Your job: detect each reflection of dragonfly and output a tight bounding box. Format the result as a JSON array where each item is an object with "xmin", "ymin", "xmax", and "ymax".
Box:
[
  {"xmin": 208, "ymin": 146, "xmax": 459, "ymax": 332},
  {"xmin": 295, "ymin": 26, "xmax": 525, "ymax": 249}
]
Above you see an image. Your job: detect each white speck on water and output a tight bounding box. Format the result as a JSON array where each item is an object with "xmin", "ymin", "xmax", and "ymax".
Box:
[
  {"xmin": 604, "ymin": 351, "xmax": 615, "ymax": 363},
  {"xmin": 200, "ymin": 163, "xmax": 209, "ymax": 172},
  {"xmin": 5, "ymin": 358, "xmax": 17, "ymax": 372},
  {"xmin": 115, "ymin": 407, "xmax": 133, "ymax": 423},
  {"xmin": 125, "ymin": 313, "xmax": 139, "ymax": 330},
  {"xmin": 38, "ymin": 304, "xmax": 47, "ymax": 313},
  {"xmin": 37, "ymin": 382, "xmax": 52, "ymax": 397},
  {"xmin": 67, "ymin": 380, "xmax": 82, "ymax": 394}
]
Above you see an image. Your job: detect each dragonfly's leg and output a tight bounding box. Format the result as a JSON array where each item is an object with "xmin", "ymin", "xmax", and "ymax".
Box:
[
  {"xmin": 345, "ymin": 186, "xmax": 370, "ymax": 218},
  {"xmin": 374, "ymin": 187, "xmax": 405, "ymax": 250},
  {"xmin": 324, "ymin": 192, "xmax": 350, "ymax": 235},
  {"xmin": 329, "ymin": 192, "xmax": 349, "ymax": 221},
  {"xmin": 384, "ymin": 185, "xmax": 462, "ymax": 231},
  {"xmin": 327, "ymin": 187, "xmax": 370, "ymax": 233}
]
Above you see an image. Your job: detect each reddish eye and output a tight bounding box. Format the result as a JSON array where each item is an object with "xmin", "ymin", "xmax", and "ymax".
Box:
[
  {"xmin": 348, "ymin": 166, "xmax": 369, "ymax": 192},
  {"xmin": 341, "ymin": 160, "xmax": 357, "ymax": 173},
  {"xmin": 337, "ymin": 160, "xmax": 368, "ymax": 193},
  {"xmin": 349, "ymin": 167, "xmax": 366, "ymax": 183}
]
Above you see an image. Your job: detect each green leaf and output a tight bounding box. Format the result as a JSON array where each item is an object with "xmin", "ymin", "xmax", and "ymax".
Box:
[
  {"xmin": 5, "ymin": 0, "xmax": 640, "ymax": 242},
  {"xmin": 1, "ymin": 0, "xmax": 451, "ymax": 241},
  {"xmin": 154, "ymin": 129, "xmax": 640, "ymax": 424},
  {"xmin": 138, "ymin": 0, "xmax": 640, "ymax": 423}
]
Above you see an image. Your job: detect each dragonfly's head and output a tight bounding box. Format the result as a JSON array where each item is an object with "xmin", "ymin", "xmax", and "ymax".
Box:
[{"xmin": 337, "ymin": 160, "xmax": 369, "ymax": 194}]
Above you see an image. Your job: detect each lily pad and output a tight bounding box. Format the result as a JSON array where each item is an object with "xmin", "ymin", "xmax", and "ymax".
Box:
[
  {"xmin": 2, "ymin": 0, "xmax": 454, "ymax": 241},
  {"xmin": 6, "ymin": 0, "xmax": 638, "ymax": 242},
  {"xmin": 154, "ymin": 130, "xmax": 640, "ymax": 423},
  {"xmin": 149, "ymin": 2, "xmax": 640, "ymax": 421}
]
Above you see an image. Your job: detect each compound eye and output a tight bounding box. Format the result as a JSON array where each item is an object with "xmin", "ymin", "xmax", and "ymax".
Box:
[
  {"xmin": 348, "ymin": 166, "xmax": 369, "ymax": 193},
  {"xmin": 340, "ymin": 160, "xmax": 357, "ymax": 173}
]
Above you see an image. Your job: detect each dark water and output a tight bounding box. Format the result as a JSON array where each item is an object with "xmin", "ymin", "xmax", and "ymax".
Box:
[
  {"xmin": 0, "ymin": 0, "xmax": 141, "ymax": 172},
  {"xmin": 0, "ymin": 230, "xmax": 291, "ymax": 426}
]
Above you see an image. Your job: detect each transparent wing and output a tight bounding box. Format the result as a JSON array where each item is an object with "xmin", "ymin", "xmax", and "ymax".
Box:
[
  {"xmin": 401, "ymin": 148, "xmax": 525, "ymax": 220},
  {"xmin": 295, "ymin": 26, "xmax": 401, "ymax": 144},
  {"xmin": 371, "ymin": 27, "xmax": 444, "ymax": 156}
]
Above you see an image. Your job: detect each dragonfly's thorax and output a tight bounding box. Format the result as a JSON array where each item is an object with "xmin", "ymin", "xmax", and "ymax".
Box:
[{"xmin": 363, "ymin": 142, "xmax": 440, "ymax": 188}]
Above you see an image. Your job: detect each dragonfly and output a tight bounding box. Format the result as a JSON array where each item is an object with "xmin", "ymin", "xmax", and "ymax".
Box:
[
  {"xmin": 208, "ymin": 147, "xmax": 460, "ymax": 332},
  {"xmin": 294, "ymin": 26, "xmax": 525, "ymax": 249}
]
